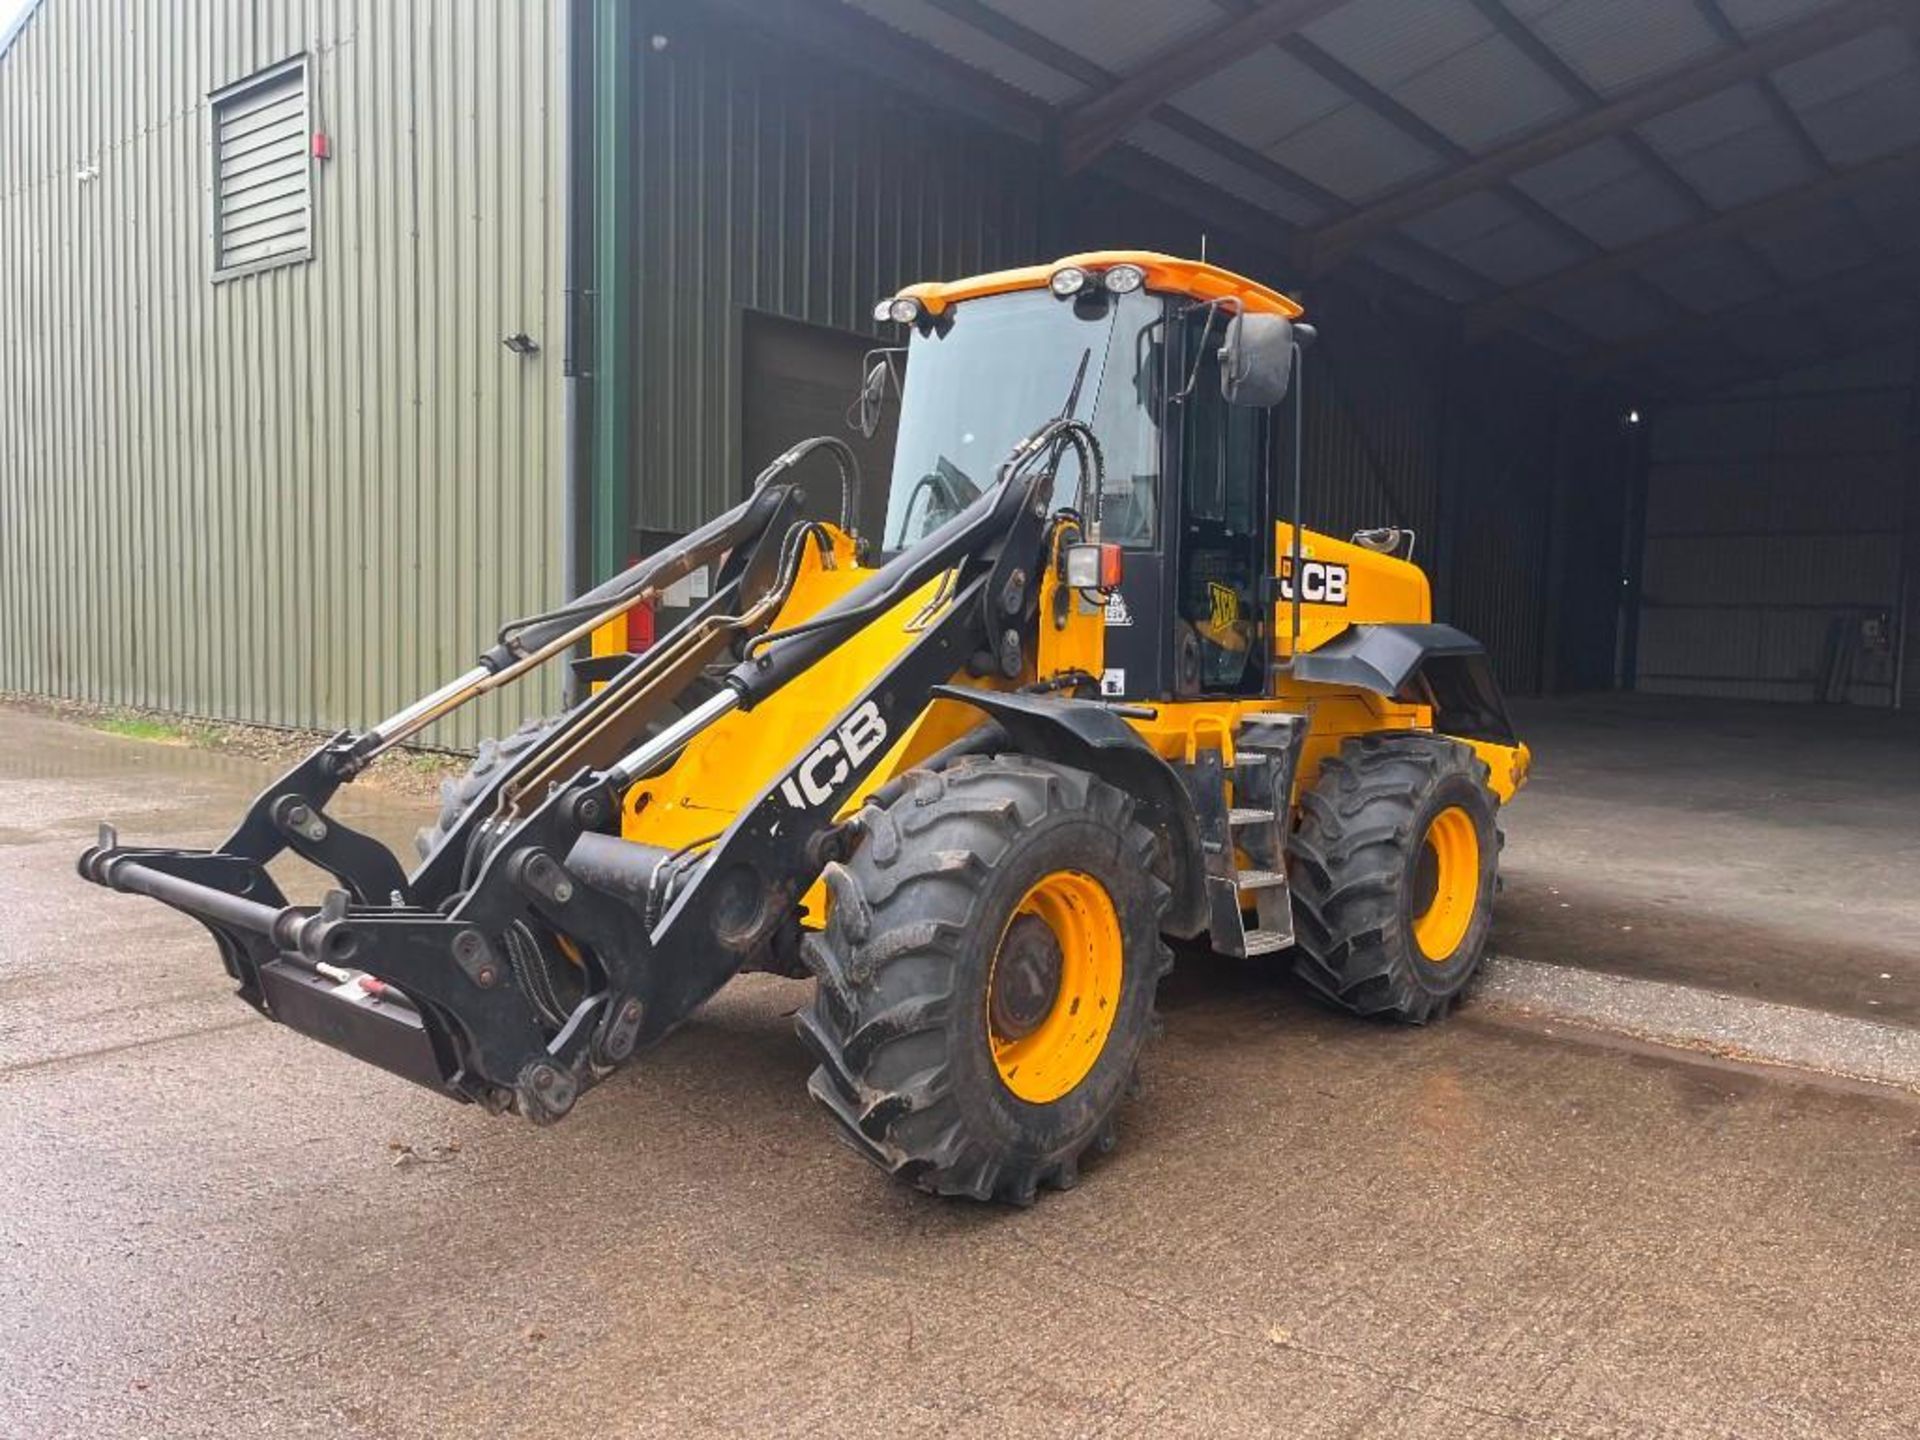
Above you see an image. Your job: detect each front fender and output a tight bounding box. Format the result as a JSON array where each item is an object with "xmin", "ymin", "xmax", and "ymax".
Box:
[{"xmin": 931, "ymin": 688, "xmax": 1209, "ymax": 938}]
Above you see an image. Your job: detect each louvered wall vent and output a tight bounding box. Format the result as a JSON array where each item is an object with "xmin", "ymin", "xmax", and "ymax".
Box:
[{"xmin": 210, "ymin": 55, "xmax": 311, "ymax": 280}]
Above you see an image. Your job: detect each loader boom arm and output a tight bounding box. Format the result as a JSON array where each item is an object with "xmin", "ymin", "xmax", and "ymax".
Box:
[{"xmin": 80, "ymin": 421, "xmax": 1091, "ymax": 1123}]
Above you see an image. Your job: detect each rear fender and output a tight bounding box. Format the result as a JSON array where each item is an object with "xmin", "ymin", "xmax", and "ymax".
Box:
[
  {"xmin": 1288, "ymin": 623, "xmax": 1517, "ymax": 745},
  {"xmin": 931, "ymin": 687, "xmax": 1209, "ymax": 938}
]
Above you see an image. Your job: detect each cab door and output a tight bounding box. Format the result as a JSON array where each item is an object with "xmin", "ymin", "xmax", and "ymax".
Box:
[{"xmin": 1168, "ymin": 313, "xmax": 1271, "ymax": 697}]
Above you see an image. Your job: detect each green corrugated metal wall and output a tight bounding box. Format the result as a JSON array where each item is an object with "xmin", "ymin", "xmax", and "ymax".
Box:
[{"xmin": 0, "ymin": 0, "xmax": 564, "ymax": 747}]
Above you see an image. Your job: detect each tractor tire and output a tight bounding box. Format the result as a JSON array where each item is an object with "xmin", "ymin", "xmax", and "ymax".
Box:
[
  {"xmin": 414, "ymin": 714, "xmax": 562, "ymax": 860},
  {"xmin": 1289, "ymin": 734, "xmax": 1499, "ymax": 1024},
  {"xmin": 796, "ymin": 754, "xmax": 1173, "ymax": 1204},
  {"xmin": 414, "ymin": 678, "xmax": 725, "ymax": 860}
]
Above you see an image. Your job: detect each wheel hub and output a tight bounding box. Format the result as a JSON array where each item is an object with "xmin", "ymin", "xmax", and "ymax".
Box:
[
  {"xmin": 989, "ymin": 914, "xmax": 1064, "ymax": 1041},
  {"xmin": 987, "ymin": 870, "xmax": 1125, "ymax": 1104},
  {"xmin": 1411, "ymin": 805, "xmax": 1480, "ymax": 963}
]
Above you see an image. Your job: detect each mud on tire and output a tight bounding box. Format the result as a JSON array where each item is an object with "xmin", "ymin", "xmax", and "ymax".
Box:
[{"xmin": 796, "ymin": 754, "xmax": 1173, "ymax": 1204}]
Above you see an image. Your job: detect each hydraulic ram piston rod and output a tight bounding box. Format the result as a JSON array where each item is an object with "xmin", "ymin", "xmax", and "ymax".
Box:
[{"xmin": 606, "ymin": 688, "xmax": 742, "ymax": 789}]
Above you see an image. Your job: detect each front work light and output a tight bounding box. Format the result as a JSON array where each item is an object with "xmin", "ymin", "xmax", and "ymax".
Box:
[
  {"xmin": 1102, "ymin": 263, "xmax": 1145, "ymax": 293},
  {"xmin": 874, "ymin": 296, "xmax": 922, "ymax": 324},
  {"xmin": 1049, "ymin": 266, "xmax": 1090, "ymax": 297},
  {"xmin": 1065, "ymin": 541, "xmax": 1124, "ymax": 592}
]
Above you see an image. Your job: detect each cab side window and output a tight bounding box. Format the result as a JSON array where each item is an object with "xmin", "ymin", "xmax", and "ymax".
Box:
[{"xmin": 1174, "ymin": 316, "xmax": 1266, "ymax": 694}]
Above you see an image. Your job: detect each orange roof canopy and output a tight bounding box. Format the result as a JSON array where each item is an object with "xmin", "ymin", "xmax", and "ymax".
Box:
[{"xmin": 894, "ymin": 250, "xmax": 1305, "ymax": 319}]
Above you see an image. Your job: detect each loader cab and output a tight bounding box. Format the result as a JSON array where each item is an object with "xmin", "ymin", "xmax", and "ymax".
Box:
[{"xmin": 875, "ymin": 253, "xmax": 1301, "ymax": 702}]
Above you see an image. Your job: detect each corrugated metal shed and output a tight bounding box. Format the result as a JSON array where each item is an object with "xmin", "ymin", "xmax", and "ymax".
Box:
[
  {"xmin": 608, "ymin": 5, "xmax": 1580, "ymax": 693},
  {"xmin": 0, "ymin": 0, "xmax": 564, "ymax": 747}
]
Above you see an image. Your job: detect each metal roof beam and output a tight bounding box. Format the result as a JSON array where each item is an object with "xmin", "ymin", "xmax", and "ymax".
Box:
[
  {"xmin": 1299, "ymin": 0, "xmax": 1903, "ymax": 274},
  {"xmin": 921, "ymin": 0, "xmax": 1108, "ymax": 89},
  {"xmin": 1278, "ymin": 29, "xmax": 1684, "ymax": 305},
  {"xmin": 1642, "ymin": 286, "xmax": 1920, "ymax": 402},
  {"xmin": 1060, "ymin": 0, "xmax": 1348, "ymax": 173},
  {"xmin": 1580, "ymin": 246, "xmax": 1920, "ymax": 379},
  {"xmin": 1466, "ymin": 147, "xmax": 1920, "ymax": 342},
  {"xmin": 700, "ymin": 0, "xmax": 1051, "ymax": 144},
  {"xmin": 1469, "ymin": 0, "xmax": 1794, "ymax": 292},
  {"xmin": 920, "ymin": 0, "xmax": 1502, "ymax": 306}
]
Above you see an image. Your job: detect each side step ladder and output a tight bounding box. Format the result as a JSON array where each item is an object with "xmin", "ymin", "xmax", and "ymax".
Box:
[{"xmin": 1182, "ymin": 712, "xmax": 1308, "ymax": 959}]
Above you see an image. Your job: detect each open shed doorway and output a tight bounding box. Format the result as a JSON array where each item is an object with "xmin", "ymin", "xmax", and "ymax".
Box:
[{"xmin": 741, "ymin": 311, "xmax": 899, "ymax": 544}]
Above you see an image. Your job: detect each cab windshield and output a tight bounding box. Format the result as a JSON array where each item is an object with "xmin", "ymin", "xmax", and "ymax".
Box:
[{"xmin": 882, "ymin": 287, "xmax": 1165, "ymax": 551}]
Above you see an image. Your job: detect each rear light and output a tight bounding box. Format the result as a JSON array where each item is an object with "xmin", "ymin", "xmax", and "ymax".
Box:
[{"xmin": 1065, "ymin": 542, "xmax": 1123, "ymax": 592}]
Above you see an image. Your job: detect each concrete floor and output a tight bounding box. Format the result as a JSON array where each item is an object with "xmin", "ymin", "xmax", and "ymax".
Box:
[
  {"xmin": 3, "ymin": 704, "xmax": 1919, "ymax": 1438},
  {"xmin": 1500, "ymin": 692, "xmax": 1920, "ymax": 1026}
]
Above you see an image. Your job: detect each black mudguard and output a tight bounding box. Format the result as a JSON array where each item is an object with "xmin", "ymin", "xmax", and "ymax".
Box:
[
  {"xmin": 931, "ymin": 688, "xmax": 1210, "ymax": 938},
  {"xmin": 1288, "ymin": 623, "xmax": 1517, "ymax": 745}
]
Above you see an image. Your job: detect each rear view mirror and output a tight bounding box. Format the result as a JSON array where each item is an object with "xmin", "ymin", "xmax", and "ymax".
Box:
[
  {"xmin": 1219, "ymin": 312, "xmax": 1296, "ymax": 408},
  {"xmin": 852, "ymin": 360, "xmax": 890, "ymax": 439},
  {"xmin": 847, "ymin": 348, "xmax": 904, "ymax": 440}
]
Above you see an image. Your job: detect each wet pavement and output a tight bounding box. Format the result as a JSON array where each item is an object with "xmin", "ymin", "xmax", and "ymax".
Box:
[{"xmin": 4, "ymin": 705, "xmax": 1919, "ymax": 1439}]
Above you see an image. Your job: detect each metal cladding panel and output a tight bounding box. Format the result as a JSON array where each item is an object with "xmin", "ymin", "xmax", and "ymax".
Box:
[
  {"xmin": 1451, "ymin": 215, "xmax": 1591, "ymax": 286},
  {"xmin": 1773, "ymin": 24, "xmax": 1913, "ymax": 110},
  {"xmin": 1796, "ymin": 52, "xmax": 1920, "ymax": 164},
  {"xmin": 1656, "ymin": 119, "xmax": 1821, "ymax": 211},
  {"xmin": 1716, "ymin": 0, "xmax": 1842, "ymax": 37},
  {"xmin": 1301, "ymin": 0, "xmax": 1490, "ymax": 90},
  {"xmin": 1297, "ymin": 292, "xmax": 1448, "ymax": 551},
  {"xmin": 974, "ymin": 0, "xmax": 1213, "ymax": 75},
  {"xmin": 1360, "ymin": 237, "xmax": 1487, "ymax": 302},
  {"xmin": 1429, "ymin": 351, "xmax": 1562, "ymax": 697},
  {"xmin": 1399, "ymin": 187, "xmax": 1521, "ymax": 251},
  {"xmin": 1127, "ymin": 119, "xmax": 1330, "ymax": 225},
  {"xmin": 1266, "ymin": 99, "xmax": 1446, "ymax": 203},
  {"xmin": 1636, "ymin": 241, "xmax": 1773, "ymax": 314},
  {"xmin": 1521, "ymin": 162, "xmax": 1697, "ymax": 251},
  {"xmin": 1544, "ymin": 273, "xmax": 1671, "ymax": 342},
  {"xmin": 1746, "ymin": 204, "xmax": 1880, "ymax": 279},
  {"xmin": 0, "ymin": 0, "xmax": 565, "ymax": 747},
  {"xmin": 627, "ymin": 15, "xmax": 1045, "ymax": 534},
  {"xmin": 1394, "ymin": 34, "xmax": 1581, "ymax": 154},
  {"xmin": 1636, "ymin": 379, "xmax": 1911, "ymax": 705},
  {"xmin": 1170, "ymin": 46, "xmax": 1348, "ymax": 151},
  {"xmin": 837, "ymin": 0, "xmax": 1089, "ymax": 104},
  {"xmin": 1525, "ymin": 0, "xmax": 1725, "ymax": 96}
]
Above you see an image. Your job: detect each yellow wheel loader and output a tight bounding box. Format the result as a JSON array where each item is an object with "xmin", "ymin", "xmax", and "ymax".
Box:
[{"xmin": 82, "ymin": 252, "xmax": 1529, "ymax": 1203}]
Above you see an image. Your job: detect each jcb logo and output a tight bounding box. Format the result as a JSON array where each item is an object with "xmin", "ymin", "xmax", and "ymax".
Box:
[
  {"xmin": 779, "ymin": 701, "xmax": 889, "ymax": 811},
  {"xmin": 1278, "ymin": 560, "xmax": 1349, "ymax": 606}
]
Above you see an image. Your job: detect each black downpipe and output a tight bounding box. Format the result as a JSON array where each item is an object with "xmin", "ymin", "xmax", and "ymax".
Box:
[{"xmin": 560, "ymin": 0, "xmax": 596, "ymax": 706}]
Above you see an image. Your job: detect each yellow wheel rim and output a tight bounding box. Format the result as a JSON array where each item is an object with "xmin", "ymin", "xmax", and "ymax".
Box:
[
  {"xmin": 986, "ymin": 871, "xmax": 1124, "ymax": 1104},
  {"xmin": 1411, "ymin": 806, "xmax": 1480, "ymax": 962}
]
